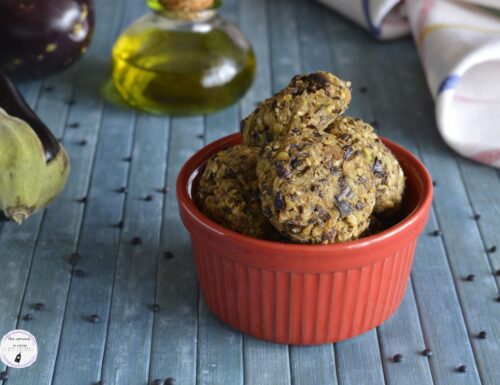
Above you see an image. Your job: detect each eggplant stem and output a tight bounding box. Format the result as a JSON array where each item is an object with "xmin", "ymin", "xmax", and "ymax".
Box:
[{"xmin": 0, "ymin": 71, "xmax": 60, "ymax": 163}]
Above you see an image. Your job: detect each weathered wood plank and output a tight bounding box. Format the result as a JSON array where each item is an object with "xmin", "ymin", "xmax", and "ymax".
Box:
[
  {"xmin": 51, "ymin": 108, "xmax": 135, "ymax": 385},
  {"xmin": 97, "ymin": 114, "xmax": 169, "ymax": 384},
  {"xmin": 297, "ymin": 0, "xmax": 333, "ymax": 74},
  {"xmin": 0, "ymin": 80, "xmax": 44, "ymax": 376},
  {"xmin": 457, "ymin": 158, "xmax": 500, "ymax": 284},
  {"xmin": 360, "ymin": 33, "xmax": 480, "ymax": 385},
  {"xmin": 284, "ymin": 2, "xmax": 339, "ymax": 385},
  {"xmin": 269, "ymin": 0, "xmax": 301, "ymax": 91},
  {"xmin": 320, "ymin": 5, "xmax": 374, "ymax": 121},
  {"xmin": 238, "ymin": 1, "xmax": 292, "ymax": 384},
  {"xmin": 320, "ymin": 10, "xmax": 400, "ymax": 385},
  {"xmin": 52, "ymin": 0, "xmax": 143, "ymax": 381},
  {"xmin": 358, "ymin": 39, "xmax": 437, "ymax": 385},
  {"xmin": 289, "ymin": 346, "xmax": 336, "ymax": 385},
  {"xmin": 370, "ymin": 37, "xmax": 483, "ymax": 384},
  {"xmin": 244, "ymin": 337, "xmax": 291, "ymax": 385},
  {"xmin": 389, "ymin": 40, "xmax": 493, "ymax": 384},
  {"xmin": 197, "ymin": 301, "xmax": 243, "ymax": 385},
  {"xmin": 239, "ymin": 0, "xmax": 271, "ymax": 117},
  {"xmin": 148, "ymin": 116, "xmax": 203, "ymax": 385},
  {"xmin": 195, "ymin": 1, "xmax": 243, "ymax": 383},
  {"xmin": 335, "ymin": 331, "xmax": 385, "ymax": 385},
  {"xmin": 100, "ymin": 113, "xmax": 169, "ymax": 385},
  {"xmin": 7, "ymin": 0, "xmax": 127, "ymax": 383},
  {"xmin": 1, "ymin": 63, "xmax": 92, "ymax": 385}
]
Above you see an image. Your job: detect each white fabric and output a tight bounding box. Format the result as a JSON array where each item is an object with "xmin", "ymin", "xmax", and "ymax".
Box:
[{"xmin": 316, "ymin": 0, "xmax": 500, "ymax": 167}]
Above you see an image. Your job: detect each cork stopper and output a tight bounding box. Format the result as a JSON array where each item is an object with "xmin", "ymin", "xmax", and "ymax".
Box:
[{"xmin": 160, "ymin": 0, "xmax": 214, "ymax": 12}]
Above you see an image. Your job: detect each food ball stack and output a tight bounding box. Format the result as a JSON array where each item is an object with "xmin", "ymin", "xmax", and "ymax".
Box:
[{"xmin": 197, "ymin": 71, "xmax": 406, "ymax": 244}]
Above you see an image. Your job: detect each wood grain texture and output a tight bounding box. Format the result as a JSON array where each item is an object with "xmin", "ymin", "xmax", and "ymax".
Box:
[
  {"xmin": 198, "ymin": 2, "xmax": 243, "ymax": 378},
  {"xmin": 3, "ymin": 61, "xmax": 94, "ymax": 385},
  {"xmin": 389, "ymin": 40, "xmax": 499, "ymax": 385},
  {"xmin": 320, "ymin": 8, "xmax": 434, "ymax": 385},
  {"xmin": 147, "ymin": 116, "xmax": 203, "ymax": 385},
  {"xmin": 0, "ymin": 80, "xmax": 44, "ymax": 376}
]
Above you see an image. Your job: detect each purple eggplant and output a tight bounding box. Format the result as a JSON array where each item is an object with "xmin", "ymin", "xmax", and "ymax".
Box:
[{"xmin": 0, "ymin": 0, "xmax": 95, "ymax": 79}]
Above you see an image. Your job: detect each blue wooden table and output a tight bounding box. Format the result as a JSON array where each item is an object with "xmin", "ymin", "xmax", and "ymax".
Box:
[{"xmin": 1, "ymin": 0, "xmax": 500, "ymax": 384}]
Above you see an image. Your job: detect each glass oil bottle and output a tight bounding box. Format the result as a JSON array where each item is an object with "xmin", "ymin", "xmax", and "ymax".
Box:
[{"xmin": 112, "ymin": 0, "xmax": 256, "ymax": 115}]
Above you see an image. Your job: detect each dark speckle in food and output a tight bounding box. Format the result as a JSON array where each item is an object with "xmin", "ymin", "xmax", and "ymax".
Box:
[
  {"xmin": 274, "ymin": 192, "xmax": 285, "ymax": 210},
  {"xmin": 335, "ymin": 199, "xmax": 353, "ymax": 218},
  {"xmin": 290, "ymin": 157, "xmax": 302, "ymax": 169},
  {"xmin": 343, "ymin": 145, "xmax": 355, "ymax": 160},
  {"xmin": 275, "ymin": 163, "xmax": 288, "ymax": 178},
  {"xmin": 372, "ymin": 158, "xmax": 385, "ymax": 178}
]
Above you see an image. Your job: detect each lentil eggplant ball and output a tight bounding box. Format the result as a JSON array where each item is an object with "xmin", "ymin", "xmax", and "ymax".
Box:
[
  {"xmin": 241, "ymin": 71, "xmax": 352, "ymax": 148},
  {"xmin": 257, "ymin": 129, "xmax": 376, "ymax": 244},
  {"xmin": 325, "ymin": 116, "xmax": 405, "ymax": 215},
  {"xmin": 197, "ymin": 144, "xmax": 281, "ymax": 240}
]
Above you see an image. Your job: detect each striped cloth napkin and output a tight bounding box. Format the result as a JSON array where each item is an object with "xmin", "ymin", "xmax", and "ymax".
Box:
[{"xmin": 316, "ymin": 0, "xmax": 500, "ymax": 168}]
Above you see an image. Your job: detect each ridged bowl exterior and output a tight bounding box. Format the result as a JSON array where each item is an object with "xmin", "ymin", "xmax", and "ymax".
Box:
[{"xmin": 178, "ymin": 133, "xmax": 433, "ymax": 345}]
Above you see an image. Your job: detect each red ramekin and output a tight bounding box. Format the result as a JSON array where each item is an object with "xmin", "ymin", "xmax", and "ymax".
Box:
[{"xmin": 177, "ymin": 133, "xmax": 433, "ymax": 345}]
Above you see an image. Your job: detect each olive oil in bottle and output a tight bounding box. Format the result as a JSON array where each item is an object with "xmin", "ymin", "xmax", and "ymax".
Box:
[{"xmin": 112, "ymin": 0, "xmax": 256, "ymax": 115}]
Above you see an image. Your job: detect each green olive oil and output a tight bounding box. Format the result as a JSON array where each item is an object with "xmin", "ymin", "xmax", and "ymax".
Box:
[{"xmin": 112, "ymin": 22, "xmax": 256, "ymax": 115}]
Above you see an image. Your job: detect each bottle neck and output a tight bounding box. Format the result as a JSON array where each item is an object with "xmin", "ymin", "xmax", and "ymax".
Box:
[
  {"xmin": 147, "ymin": 0, "xmax": 220, "ymax": 21},
  {"xmin": 156, "ymin": 8, "xmax": 217, "ymax": 22}
]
